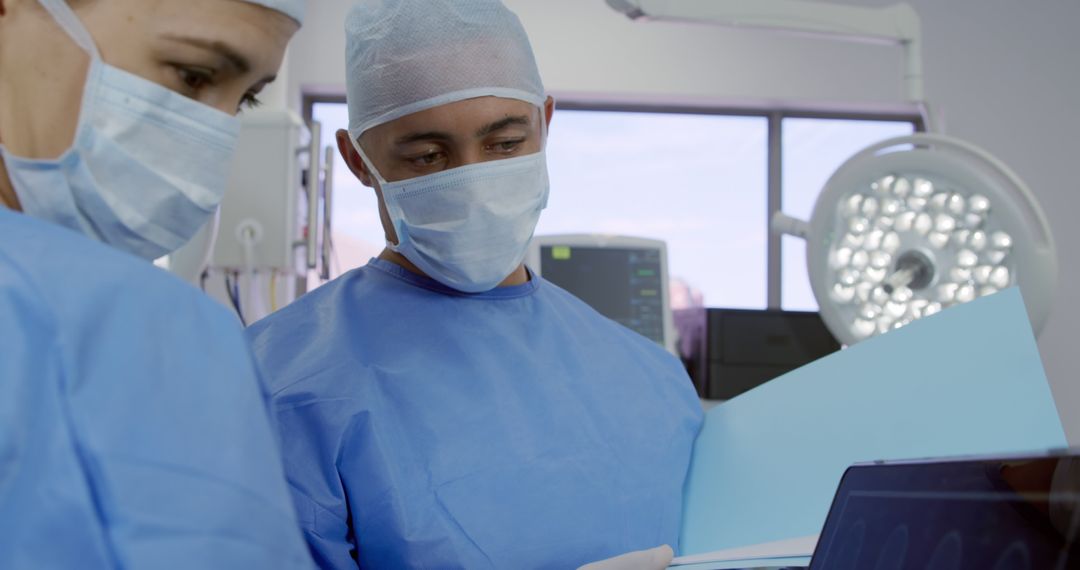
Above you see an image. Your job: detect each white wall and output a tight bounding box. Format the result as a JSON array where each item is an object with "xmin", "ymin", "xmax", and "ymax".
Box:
[
  {"xmin": 287, "ymin": 0, "xmax": 1079, "ymax": 443},
  {"xmin": 287, "ymin": 0, "xmax": 908, "ymax": 107},
  {"xmin": 904, "ymin": 0, "xmax": 1080, "ymax": 446}
]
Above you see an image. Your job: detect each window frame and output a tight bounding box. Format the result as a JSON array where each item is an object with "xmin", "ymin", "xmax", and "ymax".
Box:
[{"xmin": 305, "ymin": 94, "xmax": 924, "ymax": 308}]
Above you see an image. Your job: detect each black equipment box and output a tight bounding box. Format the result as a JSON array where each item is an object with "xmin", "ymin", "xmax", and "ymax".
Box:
[{"xmin": 675, "ymin": 308, "xmax": 841, "ymax": 400}]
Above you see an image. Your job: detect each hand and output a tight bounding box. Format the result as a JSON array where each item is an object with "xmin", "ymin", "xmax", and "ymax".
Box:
[{"xmin": 577, "ymin": 545, "xmax": 675, "ymax": 570}]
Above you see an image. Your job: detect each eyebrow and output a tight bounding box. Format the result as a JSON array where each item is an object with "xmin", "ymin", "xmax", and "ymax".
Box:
[
  {"xmin": 475, "ymin": 115, "xmax": 531, "ymax": 137},
  {"xmin": 393, "ymin": 115, "xmax": 533, "ymax": 147},
  {"xmin": 394, "ymin": 131, "xmax": 453, "ymax": 146},
  {"xmin": 162, "ymin": 34, "xmax": 270, "ymax": 81}
]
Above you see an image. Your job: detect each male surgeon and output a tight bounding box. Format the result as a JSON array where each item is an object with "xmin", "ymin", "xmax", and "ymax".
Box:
[
  {"xmin": 246, "ymin": 0, "xmax": 704, "ymax": 568},
  {"xmin": 0, "ymin": 0, "xmax": 312, "ymax": 567}
]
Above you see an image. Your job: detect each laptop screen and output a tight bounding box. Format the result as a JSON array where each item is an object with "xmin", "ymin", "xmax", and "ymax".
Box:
[{"xmin": 810, "ymin": 453, "xmax": 1079, "ymax": 569}]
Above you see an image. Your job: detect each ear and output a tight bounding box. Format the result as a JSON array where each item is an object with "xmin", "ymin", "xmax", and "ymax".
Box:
[
  {"xmin": 543, "ymin": 96, "xmax": 555, "ymax": 129},
  {"xmin": 335, "ymin": 129, "xmax": 374, "ymax": 187}
]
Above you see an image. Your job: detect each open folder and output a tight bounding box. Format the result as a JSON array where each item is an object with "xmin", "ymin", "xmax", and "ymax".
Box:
[{"xmin": 674, "ymin": 287, "xmax": 1068, "ymax": 567}]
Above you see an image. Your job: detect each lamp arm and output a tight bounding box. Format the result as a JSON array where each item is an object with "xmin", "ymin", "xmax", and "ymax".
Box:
[
  {"xmin": 772, "ymin": 212, "xmax": 811, "ymax": 240},
  {"xmin": 606, "ymin": 0, "xmax": 923, "ymax": 101}
]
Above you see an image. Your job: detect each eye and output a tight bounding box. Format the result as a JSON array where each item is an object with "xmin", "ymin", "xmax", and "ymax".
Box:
[
  {"xmin": 489, "ymin": 138, "xmax": 525, "ymax": 154},
  {"xmin": 411, "ymin": 152, "xmax": 446, "ymax": 167},
  {"xmin": 173, "ymin": 65, "xmax": 215, "ymax": 93},
  {"xmin": 239, "ymin": 92, "xmax": 263, "ymax": 112}
]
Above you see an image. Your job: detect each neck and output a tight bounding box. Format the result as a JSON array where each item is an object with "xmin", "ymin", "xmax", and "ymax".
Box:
[
  {"xmin": 377, "ymin": 248, "xmax": 530, "ymax": 288},
  {"xmin": 0, "ymin": 155, "xmax": 20, "ymax": 211},
  {"xmin": 0, "ymin": 56, "xmax": 20, "ymax": 212}
]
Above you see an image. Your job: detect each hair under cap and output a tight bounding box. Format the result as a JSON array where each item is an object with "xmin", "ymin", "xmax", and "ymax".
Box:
[{"xmin": 345, "ymin": 0, "xmax": 545, "ymax": 140}]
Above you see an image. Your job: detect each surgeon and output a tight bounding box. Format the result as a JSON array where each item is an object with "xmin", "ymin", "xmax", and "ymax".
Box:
[
  {"xmin": 0, "ymin": 0, "xmax": 312, "ymax": 568},
  {"xmin": 245, "ymin": 0, "xmax": 704, "ymax": 568}
]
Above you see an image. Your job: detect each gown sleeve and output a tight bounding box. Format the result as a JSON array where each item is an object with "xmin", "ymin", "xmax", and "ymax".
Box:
[
  {"xmin": 247, "ymin": 313, "xmax": 362, "ymax": 569},
  {"xmin": 268, "ymin": 383, "xmax": 361, "ymax": 569},
  {"xmin": 60, "ymin": 284, "xmax": 314, "ymax": 569}
]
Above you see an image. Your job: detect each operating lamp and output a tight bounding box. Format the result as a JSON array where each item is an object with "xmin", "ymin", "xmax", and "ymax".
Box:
[
  {"xmin": 605, "ymin": 0, "xmax": 1057, "ymax": 345},
  {"xmin": 773, "ymin": 134, "xmax": 1058, "ymax": 345}
]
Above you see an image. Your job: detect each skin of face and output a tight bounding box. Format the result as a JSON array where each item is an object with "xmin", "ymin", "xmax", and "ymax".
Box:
[
  {"xmin": 0, "ymin": 0, "xmax": 300, "ymax": 210},
  {"xmin": 335, "ymin": 95, "xmax": 556, "ymax": 288}
]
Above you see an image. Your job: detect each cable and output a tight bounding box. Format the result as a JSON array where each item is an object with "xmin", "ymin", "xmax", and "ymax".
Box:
[
  {"xmin": 326, "ymin": 230, "xmax": 340, "ymax": 281},
  {"xmin": 223, "ymin": 272, "xmax": 236, "ymax": 315},
  {"xmin": 198, "ymin": 206, "xmax": 222, "ymax": 277},
  {"xmin": 270, "ymin": 269, "xmax": 279, "ymax": 312},
  {"xmin": 241, "ymin": 228, "xmax": 260, "ymax": 320},
  {"xmin": 232, "ymin": 270, "xmax": 244, "ymax": 322},
  {"xmin": 224, "ymin": 271, "xmax": 246, "ymax": 327},
  {"xmin": 238, "ymin": 221, "xmax": 270, "ymax": 321}
]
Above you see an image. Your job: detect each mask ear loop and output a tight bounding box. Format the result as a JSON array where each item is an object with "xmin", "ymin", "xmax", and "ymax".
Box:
[
  {"xmin": 348, "ymin": 134, "xmax": 402, "ymax": 249},
  {"xmin": 539, "ymin": 98, "xmax": 550, "ymax": 151},
  {"xmin": 349, "ymin": 135, "xmax": 389, "ymax": 186},
  {"xmin": 535, "ymin": 99, "xmax": 551, "ymax": 211},
  {"xmin": 34, "ymin": 0, "xmax": 103, "ymax": 160},
  {"xmin": 36, "ymin": 0, "xmax": 100, "ymax": 58}
]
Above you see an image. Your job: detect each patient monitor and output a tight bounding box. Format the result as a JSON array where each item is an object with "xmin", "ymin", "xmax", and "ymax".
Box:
[{"xmin": 526, "ymin": 234, "xmax": 676, "ymax": 355}]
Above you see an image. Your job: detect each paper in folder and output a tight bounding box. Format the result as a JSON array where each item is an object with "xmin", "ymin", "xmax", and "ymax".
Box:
[{"xmin": 676, "ymin": 287, "xmax": 1068, "ymax": 563}]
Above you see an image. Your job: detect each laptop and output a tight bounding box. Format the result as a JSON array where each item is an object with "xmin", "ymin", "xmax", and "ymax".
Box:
[{"xmin": 809, "ymin": 450, "xmax": 1080, "ymax": 569}]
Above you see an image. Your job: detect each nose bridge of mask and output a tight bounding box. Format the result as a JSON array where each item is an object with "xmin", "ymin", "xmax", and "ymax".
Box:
[{"xmin": 37, "ymin": 0, "xmax": 101, "ymax": 59}]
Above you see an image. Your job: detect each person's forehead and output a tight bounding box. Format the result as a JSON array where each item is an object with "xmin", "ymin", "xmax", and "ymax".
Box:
[
  {"xmin": 142, "ymin": 0, "xmax": 298, "ymax": 62},
  {"xmin": 372, "ymin": 97, "xmax": 539, "ymax": 140},
  {"xmin": 138, "ymin": 0, "xmax": 296, "ymax": 26}
]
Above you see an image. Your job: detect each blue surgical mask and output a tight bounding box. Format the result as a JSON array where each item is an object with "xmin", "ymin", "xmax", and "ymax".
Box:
[
  {"xmin": 353, "ymin": 138, "xmax": 550, "ymax": 293},
  {"xmin": 0, "ymin": 0, "xmax": 240, "ymax": 260}
]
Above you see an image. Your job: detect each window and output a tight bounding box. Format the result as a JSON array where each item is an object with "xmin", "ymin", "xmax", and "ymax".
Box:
[
  {"xmin": 311, "ymin": 102, "xmax": 386, "ymax": 274},
  {"xmin": 309, "ymin": 99, "xmax": 919, "ymax": 310},
  {"xmin": 781, "ymin": 118, "xmax": 917, "ymax": 310},
  {"xmin": 542, "ymin": 110, "xmax": 768, "ymax": 309}
]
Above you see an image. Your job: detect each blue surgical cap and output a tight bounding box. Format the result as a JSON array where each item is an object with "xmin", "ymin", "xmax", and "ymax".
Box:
[
  {"xmin": 243, "ymin": 0, "xmax": 306, "ymax": 24},
  {"xmin": 345, "ymin": 0, "xmax": 546, "ymax": 139}
]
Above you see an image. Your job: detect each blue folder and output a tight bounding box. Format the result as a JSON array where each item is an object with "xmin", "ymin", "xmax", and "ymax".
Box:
[{"xmin": 679, "ymin": 287, "xmax": 1068, "ymax": 556}]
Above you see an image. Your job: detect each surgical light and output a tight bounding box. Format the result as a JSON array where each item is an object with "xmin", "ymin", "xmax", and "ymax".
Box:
[{"xmin": 773, "ymin": 134, "xmax": 1057, "ymax": 345}]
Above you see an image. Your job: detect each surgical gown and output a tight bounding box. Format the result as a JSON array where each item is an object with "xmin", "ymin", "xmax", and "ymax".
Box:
[
  {"xmin": 246, "ymin": 258, "xmax": 704, "ymax": 569},
  {"xmin": 0, "ymin": 208, "xmax": 312, "ymax": 569}
]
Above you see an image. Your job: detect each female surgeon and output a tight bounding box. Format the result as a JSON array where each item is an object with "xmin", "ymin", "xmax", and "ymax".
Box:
[{"xmin": 0, "ymin": 0, "xmax": 313, "ymax": 567}]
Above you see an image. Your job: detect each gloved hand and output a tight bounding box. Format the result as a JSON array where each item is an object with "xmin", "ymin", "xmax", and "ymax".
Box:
[{"xmin": 577, "ymin": 545, "xmax": 675, "ymax": 570}]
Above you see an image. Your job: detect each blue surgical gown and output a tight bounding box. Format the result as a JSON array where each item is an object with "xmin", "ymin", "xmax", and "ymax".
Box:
[
  {"xmin": 246, "ymin": 258, "xmax": 704, "ymax": 569},
  {"xmin": 0, "ymin": 208, "xmax": 312, "ymax": 569}
]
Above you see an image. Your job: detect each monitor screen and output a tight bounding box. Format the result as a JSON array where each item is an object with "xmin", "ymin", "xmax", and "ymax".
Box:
[
  {"xmin": 811, "ymin": 454, "xmax": 1080, "ymax": 569},
  {"xmin": 538, "ymin": 245, "xmax": 666, "ymax": 346}
]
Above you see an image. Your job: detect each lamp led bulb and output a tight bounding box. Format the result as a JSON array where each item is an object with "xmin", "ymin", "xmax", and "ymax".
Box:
[
  {"xmin": 911, "ymin": 178, "xmax": 932, "ymax": 198},
  {"xmin": 914, "ymin": 213, "xmax": 933, "ymax": 235},
  {"xmin": 969, "ymin": 194, "xmax": 991, "ymax": 214}
]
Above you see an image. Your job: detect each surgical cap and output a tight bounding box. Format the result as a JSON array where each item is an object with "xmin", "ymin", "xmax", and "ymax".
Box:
[
  {"xmin": 345, "ymin": 0, "xmax": 546, "ymax": 139},
  {"xmin": 241, "ymin": 0, "xmax": 306, "ymax": 24}
]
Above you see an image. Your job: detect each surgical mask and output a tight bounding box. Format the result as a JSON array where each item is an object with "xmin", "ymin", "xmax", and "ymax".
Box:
[
  {"xmin": 352, "ymin": 134, "xmax": 549, "ymax": 293},
  {"xmin": 0, "ymin": 0, "xmax": 240, "ymax": 260}
]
